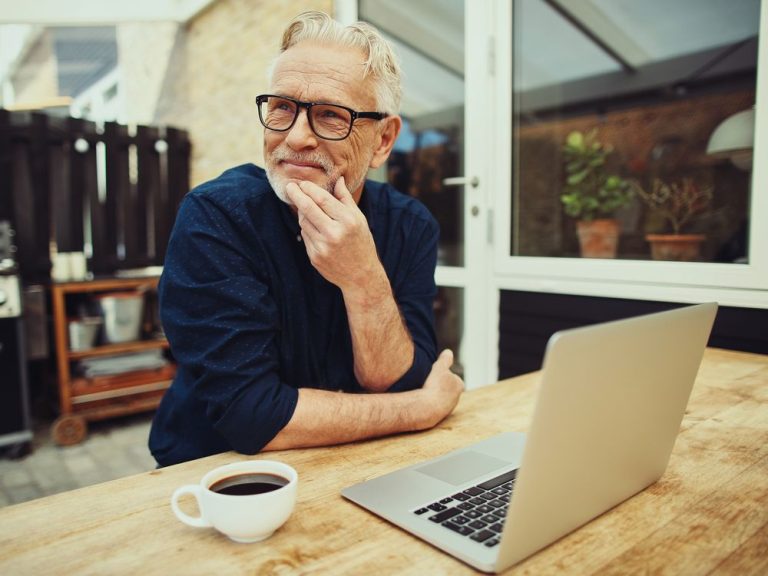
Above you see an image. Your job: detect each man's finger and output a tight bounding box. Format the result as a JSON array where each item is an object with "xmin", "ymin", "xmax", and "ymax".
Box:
[
  {"xmin": 286, "ymin": 181, "xmax": 339, "ymax": 236},
  {"xmin": 333, "ymin": 176, "xmax": 356, "ymax": 207},
  {"xmin": 298, "ymin": 180, "xmax": 346, "ymax": 220},
  {"xmin": 298, "ymin": 212, "xmax": 322, "ymax": 239},
  {"xmin": 436, "ymin": 349, "xmax": 454, "ymax": 368},
  {"xmin": 285, "ymin": 182, "xmax": 314, "ymax": 212}
]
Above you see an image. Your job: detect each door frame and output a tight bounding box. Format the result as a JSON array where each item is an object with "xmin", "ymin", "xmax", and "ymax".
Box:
[{"xmin": 341, "ymin": 0, "xmax": 498, "ymax": 389}]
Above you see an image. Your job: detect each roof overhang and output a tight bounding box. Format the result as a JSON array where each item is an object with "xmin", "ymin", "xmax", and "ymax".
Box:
[{"xmin": 0, "ymin": 0, "xmax": 216, "ymax": 24}]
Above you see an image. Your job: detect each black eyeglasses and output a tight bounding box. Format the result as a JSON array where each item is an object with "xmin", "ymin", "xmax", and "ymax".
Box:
[{"xmin": 255, "ymin": 94, "xmax": 388, "ymax": 141}]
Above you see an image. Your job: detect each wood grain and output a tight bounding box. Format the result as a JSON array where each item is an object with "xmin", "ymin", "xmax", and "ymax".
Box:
[{"xmin": 0, "ymin": 348, "xmax": 766, "ymax": 575}]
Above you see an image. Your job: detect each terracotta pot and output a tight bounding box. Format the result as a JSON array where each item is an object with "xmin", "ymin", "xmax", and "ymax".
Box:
[
  {"xmin": 576, "ymin": 219, "xmax": 619, "ymax": 259},
  {"xmin": 646, "ymin": 234, "xmax": 706, "ymax": 261}
]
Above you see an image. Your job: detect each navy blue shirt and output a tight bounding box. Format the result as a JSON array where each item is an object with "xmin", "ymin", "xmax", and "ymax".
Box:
[{"xmin": 149, "ymin": 164, "xmax": 439, "ymax": 466}]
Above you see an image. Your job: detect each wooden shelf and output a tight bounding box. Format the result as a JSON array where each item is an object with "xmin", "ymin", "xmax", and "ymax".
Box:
[
  {"xmin": 70, "ymin": 393, "xmax": 169, "ymax": 422},
  {"xmin": 52, "ymin": 276, "xmax": 161, "ymax": 293},
  {"xmin": 70, "ymin": 365, "xmax": 176, "ymax": 398},
  {"xmin": 50, "ymin": 276, "xmax": 174, "ymax": 445},
  {"xmin": 68, "ymin": 338, "xmax": 169, "ymax": 360}
]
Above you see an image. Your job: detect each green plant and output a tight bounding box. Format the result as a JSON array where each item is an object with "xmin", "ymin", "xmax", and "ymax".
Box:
[
  {"xmin": 630, "ymin": 177, "xmax": 713, "ymax": 234},
  {"xmin": 560, "ymin": 130, "xmax": 633, "ymax": 220}
]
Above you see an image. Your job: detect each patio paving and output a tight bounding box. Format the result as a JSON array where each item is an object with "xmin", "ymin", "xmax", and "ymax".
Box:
[{"xmin": 0, "ymin": 413, "xmax": 156, "ymax": 508}]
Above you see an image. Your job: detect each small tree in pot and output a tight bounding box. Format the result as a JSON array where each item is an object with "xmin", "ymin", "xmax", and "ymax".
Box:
[
  {"xmin": 629, "ymin": 177, "xmax": 713, "ymax": 261},
  {"xmin": 560, "ymin": 130, "xmax": 633, "ymax": 258}
]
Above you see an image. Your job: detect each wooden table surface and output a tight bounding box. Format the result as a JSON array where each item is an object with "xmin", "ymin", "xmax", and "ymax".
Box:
[{"xmin": 1, "ymin": 348, "xmax": 766, "ymax": 575}]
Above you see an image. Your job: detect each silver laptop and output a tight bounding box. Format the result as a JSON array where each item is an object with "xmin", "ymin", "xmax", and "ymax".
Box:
[{"xmin": 342, "ymin": 302, "xmax": 718, "ymax": 573}]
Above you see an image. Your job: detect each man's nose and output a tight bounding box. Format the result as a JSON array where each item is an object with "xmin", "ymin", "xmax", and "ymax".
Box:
[{"xmin": 285, "ymin": 108, "xmax": 318, "ymax": 149}]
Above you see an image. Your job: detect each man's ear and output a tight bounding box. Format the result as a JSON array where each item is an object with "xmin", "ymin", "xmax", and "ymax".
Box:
[{"xmin": 370, "ymin": 115, "xmax": 402, "ymax": 169}]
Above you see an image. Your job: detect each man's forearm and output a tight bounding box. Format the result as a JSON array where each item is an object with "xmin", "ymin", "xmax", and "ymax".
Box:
[
  {"xmin": 262, "ymin": 386, "xmax": 430, "ymax": 451},
  {"xmin": 283, "ymin": 179, "xmax": 417, "ymax": 391},
  {"xmin": 343, "ymin": 265, "xmax": 414, "ymax": 392}
]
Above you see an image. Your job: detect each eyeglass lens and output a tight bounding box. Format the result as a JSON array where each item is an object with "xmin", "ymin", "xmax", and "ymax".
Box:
[{"xmin": 259, "ymin": 96, "xmax": 352, "ymax": 140}]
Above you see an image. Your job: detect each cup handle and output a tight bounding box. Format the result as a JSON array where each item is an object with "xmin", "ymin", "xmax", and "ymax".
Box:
[{"xmin": 171, "ymin": 485, "xmax": 212, "ymax": 528}]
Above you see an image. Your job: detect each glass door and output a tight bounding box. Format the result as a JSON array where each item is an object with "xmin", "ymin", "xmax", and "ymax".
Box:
[{"xmin": 357, "ymin": 0, "xmax": 495, "ymax": 388}]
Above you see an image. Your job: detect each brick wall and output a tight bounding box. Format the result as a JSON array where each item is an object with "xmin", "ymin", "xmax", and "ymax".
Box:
[
  {"xmin": 118, "ymin": 22, "xmax": 179, "ymax": 125},
  {"xmin": 516, "ymin": 89, "xmax": 755, "ymax": 259},
  {"xmin": 155, "ymin": 0, "xmax": 333, "ymax": 187},
  {"xmin": 10, "ymin": 30, "xmax": 58, "ymax": 105}
]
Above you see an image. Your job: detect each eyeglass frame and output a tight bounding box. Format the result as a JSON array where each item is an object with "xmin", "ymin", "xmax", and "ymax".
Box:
[{"xmin": 255, "ymin": 94, "xmax": 389, "ymax": 141}]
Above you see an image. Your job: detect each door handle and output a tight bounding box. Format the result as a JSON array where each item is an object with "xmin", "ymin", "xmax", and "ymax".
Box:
[{"xmin": 442, "ymin": 176, "xmax": 479, "ymax": 188}]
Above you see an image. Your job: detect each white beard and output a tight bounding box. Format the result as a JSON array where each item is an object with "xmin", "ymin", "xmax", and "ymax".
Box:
[
  {"xmin": 265, "ymin": 144, "xmax": 373, "ymax": 204},
  {"xmin": 265, "ymin": 146, "xmax": 335, "ymax": 205}
]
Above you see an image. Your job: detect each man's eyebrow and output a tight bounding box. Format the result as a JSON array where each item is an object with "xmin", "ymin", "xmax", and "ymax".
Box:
[{"xmin": 270, "ymin": 93, "xmax": 353, "ymax": 108}]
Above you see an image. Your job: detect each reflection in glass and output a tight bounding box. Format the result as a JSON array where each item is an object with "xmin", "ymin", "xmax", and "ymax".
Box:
[
  {"xmin": 389, "ymin": 117, "xmax": 465, "ymax": 267},
  {"xmin": 434, "ymin": 286, "xmax": 464, "ymax": 377},
  {"xmin": 511, "ymin": 0, "xmax": 759, "ymax": 263},
  {"xmin": 358, "ymin": 0, "xmax": 466, "ymax": 267}
]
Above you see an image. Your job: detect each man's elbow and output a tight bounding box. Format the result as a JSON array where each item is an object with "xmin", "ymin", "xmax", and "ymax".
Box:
[{"xmin": 355, "ymin": 360, "xmax": 412, "ymax": 392}]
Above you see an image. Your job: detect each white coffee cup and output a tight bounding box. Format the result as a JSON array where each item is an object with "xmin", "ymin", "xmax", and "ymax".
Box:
[{"xmin": 171, "ymin": 460, "xmax": 298, "ymax": 543}]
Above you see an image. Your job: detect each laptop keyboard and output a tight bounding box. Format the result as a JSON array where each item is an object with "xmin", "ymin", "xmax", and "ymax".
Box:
[{"xmin": 412, "ymin": 469, "xmax": 518, "ymax": 547}]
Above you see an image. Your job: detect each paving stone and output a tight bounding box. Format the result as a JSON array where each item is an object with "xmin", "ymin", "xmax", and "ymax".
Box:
[
  {"xmin": 105, "ymin": 461, "xmax": 144, "ymax": 479},
  {"xmin": 127, "ymin": 445, "xmax": 156, "ymax": 469},
  {"xmin": 63, "ymin": 454, "xmax": 99, "ymax": 477},
  {"xmin": 6, "ymin": 484, "xmax": 43, "ymax": 505},
  {"xmin": 0, "ymin": 413, "xmax": 158, "ymax": 509},
  {"xmin": 31, "ymin": 452, "xmax": 55, "ymax": 469},
  {"xmin": 59, "ymin": 444, "xmax": 90, "ymax": 459},
  {"xmin": 0, "ymin": 467, "xmax": 34, "ymax": 489},
  {"xmin": 78, "ymin": 470, "xmax": 115, "ymax": 487},
  {"xmin": 0, "ymin": 459, "xmax": 18, "ymax": 475},
  {"xmin": 28, "ymin": 463, "xmax": 74, "ymax": 492}
]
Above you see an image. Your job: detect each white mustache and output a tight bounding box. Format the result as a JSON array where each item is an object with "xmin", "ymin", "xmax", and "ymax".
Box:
[{"xmin": 271, "ymin": 146, "xmax": 334, "ymax": 174}]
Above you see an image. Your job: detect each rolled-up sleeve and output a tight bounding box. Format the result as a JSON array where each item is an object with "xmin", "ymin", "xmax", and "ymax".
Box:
[
  {"xmin": 386, "ymin": 212, "xmax": 439, "ymax": 392},
  {"xmin": 160, "ymin": 193, "xmax": 297, "ymax": 453}
]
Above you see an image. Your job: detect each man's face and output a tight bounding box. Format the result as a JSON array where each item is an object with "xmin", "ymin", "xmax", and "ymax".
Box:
[{"xmin": 264, "ymin": 41, "xmax": 384, "ymax": 205}]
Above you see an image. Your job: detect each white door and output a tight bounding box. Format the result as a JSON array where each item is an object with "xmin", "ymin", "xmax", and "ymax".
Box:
[{"xmin": 355, "ymin": 0, "xmax": 496, "ymax": 389}]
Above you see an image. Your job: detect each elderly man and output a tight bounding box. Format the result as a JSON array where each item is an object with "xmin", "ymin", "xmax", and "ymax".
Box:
[{"xmin": 149, "ymin": 11, "xmax": 464, "ymax": 466}]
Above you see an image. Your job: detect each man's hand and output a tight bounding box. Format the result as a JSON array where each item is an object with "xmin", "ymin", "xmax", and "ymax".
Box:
[
  {"xmin": 285, "ymin": 176, "xmax": 413, "ymax": 390},
  {"xmin": 285, "ymin": 178, "xmax": 380, "ymax": 292},
  {"xmin": 417, "ymin": 349, "xmax": 465, "ymax": 429}
]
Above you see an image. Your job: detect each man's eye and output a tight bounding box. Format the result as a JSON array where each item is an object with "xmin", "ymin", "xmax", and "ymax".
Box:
[
  {"xmin": 318, "ymin": 108, "xmax": 342, "ymax": 119},
  {"xmin": 274, "ymin": 101, "xmax": 294, "ymax": 112}
]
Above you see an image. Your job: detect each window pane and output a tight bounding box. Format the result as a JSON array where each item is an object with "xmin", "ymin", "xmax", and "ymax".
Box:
[
  {"xmin": 383, "ymin": 33, "xmax": 465, "ymax": 267},
  {"xmin": 434, "ymin": 286, "xmax": 464, "ymax": 377},
  {"xmin": 511, "ymin": 0, "xmax": 760, "ymax": 263}
]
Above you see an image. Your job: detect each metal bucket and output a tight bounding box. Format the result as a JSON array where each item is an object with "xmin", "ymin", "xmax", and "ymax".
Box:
[
  {"xmin": 68, "ymin": 317, "xmax": 102, "ymax": 351},
  {"xmin": 97, "ymin": 292, "xmax": 145, "ymax": 344}
]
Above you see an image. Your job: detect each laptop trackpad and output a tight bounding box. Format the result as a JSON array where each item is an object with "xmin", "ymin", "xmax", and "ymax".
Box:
[{"xmin": 415, "ymin": 451, "xmax": 511, "ymax": 486}]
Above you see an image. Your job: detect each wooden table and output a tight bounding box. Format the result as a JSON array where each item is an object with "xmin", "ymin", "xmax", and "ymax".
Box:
[{"xmin": 1, "ymin": 348, "xmax": 766, "ymax": 575}]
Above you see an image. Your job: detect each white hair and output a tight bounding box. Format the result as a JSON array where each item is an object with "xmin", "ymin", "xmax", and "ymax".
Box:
[{"xmin": 269, "ymin": 10, "xmax": 402, "ymax": 115}]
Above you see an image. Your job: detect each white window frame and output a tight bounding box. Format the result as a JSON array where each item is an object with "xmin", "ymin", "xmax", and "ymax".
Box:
[{"xmin": 492, "ymin": 0, "xmax": 768, "ymax": 310}]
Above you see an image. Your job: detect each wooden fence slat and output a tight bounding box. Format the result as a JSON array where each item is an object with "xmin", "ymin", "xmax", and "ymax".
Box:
[
  {"xmin": 104, "ymin": 121, "xmax": 129, "ymax": 271},
  {"xmin": 2, "ymin": 110, "xmax": 189, "ymax": 280},
  {"xmin": 0, "ymin": 110, "xmax": 13, "ymax": 222},
  {"xmin": 135, "ymin": 125, "xmax": 158, "ymax": 266}
]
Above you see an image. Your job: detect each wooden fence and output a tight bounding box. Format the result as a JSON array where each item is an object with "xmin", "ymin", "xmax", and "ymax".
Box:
[{"xmin": 0, "ymin": 109, "xmax": 190, "ymax": 283}]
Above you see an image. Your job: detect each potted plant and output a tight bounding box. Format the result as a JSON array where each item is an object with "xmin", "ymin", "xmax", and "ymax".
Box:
[
  {"xmin": 629, "ymin": 177, "xmax": 713, "ymax": 261},
  {"xmin": 560, "ymin": 130, "xmax": 633, "ymax": 258}
]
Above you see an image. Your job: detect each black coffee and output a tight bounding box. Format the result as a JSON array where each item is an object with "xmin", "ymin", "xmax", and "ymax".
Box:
[{"xmin": 209, "ymin": 472, "xmax": 289, "ymax": 496}]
